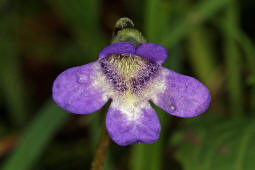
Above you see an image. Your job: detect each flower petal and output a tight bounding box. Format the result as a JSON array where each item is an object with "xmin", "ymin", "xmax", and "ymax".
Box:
[
  {"xmin": 52, "ymin": 62, "xmax": 110, "ymax": 114},
  {"xmin": 98, "ymin": 42, "xmax": 135, "ymax": 59},
  {"xmin": 106, "ymin": 100, "xmax": 161, "ymax": 146},
  {"xmin": 152, "ymin": 68, "xmax": 211, "ymax": 118},
  {"xmin": 136, "ymin": 43, "xmax": 168, "ymax": 64}
]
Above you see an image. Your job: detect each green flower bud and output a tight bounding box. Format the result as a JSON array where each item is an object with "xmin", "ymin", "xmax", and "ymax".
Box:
[{"xmin": 112, "ymin": 17, "xmax": 146, "ymax": 46}]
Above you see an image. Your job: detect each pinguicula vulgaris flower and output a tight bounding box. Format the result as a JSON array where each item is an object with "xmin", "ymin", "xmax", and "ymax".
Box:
[{"xmin": 52, "ymin": 18, "xmax": 210, "ymax": 146}]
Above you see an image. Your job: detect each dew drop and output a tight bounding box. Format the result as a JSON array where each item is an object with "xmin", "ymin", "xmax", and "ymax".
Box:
[{"xmin": 170, "ymin": 105, "xmax": 175, "ymax": 111}]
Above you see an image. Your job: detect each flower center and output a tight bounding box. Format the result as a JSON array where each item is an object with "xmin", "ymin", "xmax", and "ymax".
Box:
[{"xmin": 99, "ymin": 54, "xmax": 159, "ymax": 94}]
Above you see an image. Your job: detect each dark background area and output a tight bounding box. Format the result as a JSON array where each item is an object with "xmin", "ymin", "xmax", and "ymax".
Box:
[{"xmin": 0, "ymin": 0, "xmax": 255, "ymax": 169}]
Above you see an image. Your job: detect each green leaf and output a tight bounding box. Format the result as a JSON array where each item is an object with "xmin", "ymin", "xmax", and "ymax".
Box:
[
  {"xmin": 1, "ymin": 101, "xmax": 69, "ymax": 170},
  {"xmin": 172, "ymin": 116, "xmax": 255, "ymax": 170}
]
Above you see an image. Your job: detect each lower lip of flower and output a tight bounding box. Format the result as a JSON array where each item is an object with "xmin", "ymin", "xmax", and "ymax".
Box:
[{"xmin": 99, "ymin": 54, "xmax": 160, "ymax": 94}]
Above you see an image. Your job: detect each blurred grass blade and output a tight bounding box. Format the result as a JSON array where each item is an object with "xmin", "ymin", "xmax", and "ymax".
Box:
[
  {"xmin": 144, "ymin": 0, "xmax": 168, "ymax": 42},
  {"xmin": 231, "ymin": 29, "xmax": 255, "ymax": 112},
  {"xmin": 222, "ymin": 1, "xmax": 243, "ymax": 115},
  {"xmin": 0, "ymin": 13, "xmax": 29, "ymax": 127},
  {"xmin": 160, "ymin": 0, "xmax": 233, "ymax": 48},
  {"xmin": 49, "ymin": 0, "xmax": 106, "ymax": 61},
  {"xmin": 0, "ymin": 50, "xmax": 28, "ymax": 126},
  {"xmin": 1, "ymin": 101, "xmax": 69, "ymax": 170},
  {"xmin": 130, "ymin": 144, "xmax": 146, "ymax": 170},
  {"xmin": 187, "ymin": 26, "xmax": 226, "ymax": 100},
  {"xmin": 144, "ymin": 0, "xmax": 158, "ymax": 41},
  {"xmin": 187, "ymin": 26, "xmax": 216, "ymax": 87}
]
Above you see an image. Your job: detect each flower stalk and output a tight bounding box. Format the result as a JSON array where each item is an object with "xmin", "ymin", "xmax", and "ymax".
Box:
[{"xmin": 90, "ymin": 119, "xmax": 110, "ymax": 170}]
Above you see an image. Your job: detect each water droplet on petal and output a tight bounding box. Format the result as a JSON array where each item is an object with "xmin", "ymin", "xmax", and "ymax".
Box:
[{"xmin": 170, "ymin": 105, "xmax": 175, "ymax": 111}]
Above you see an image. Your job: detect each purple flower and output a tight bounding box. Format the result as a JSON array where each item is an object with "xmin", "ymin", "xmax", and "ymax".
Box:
[{"xmin": 52, "ymin": 42, "xmax": 210, "ymax": 146}]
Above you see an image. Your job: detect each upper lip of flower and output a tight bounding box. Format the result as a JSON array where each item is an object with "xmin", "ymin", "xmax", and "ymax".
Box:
[
  {"xmin": 98, "ymin": 42, "xmax": 168, "ymax": 65},
  {"xmin": 52, "ymin": 41, "xmax": 211, "ymax": 146}
]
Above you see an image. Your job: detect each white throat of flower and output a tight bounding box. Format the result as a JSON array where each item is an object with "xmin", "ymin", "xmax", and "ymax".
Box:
[{"xmin": 98, "ymin": 55, "xmax": 168, "ymax": 121}]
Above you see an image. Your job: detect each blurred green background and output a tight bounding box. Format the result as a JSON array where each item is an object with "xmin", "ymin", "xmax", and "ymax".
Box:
[{"xmin": 0, "ymin": 0, "xmax": 255, "ymax": 169}]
